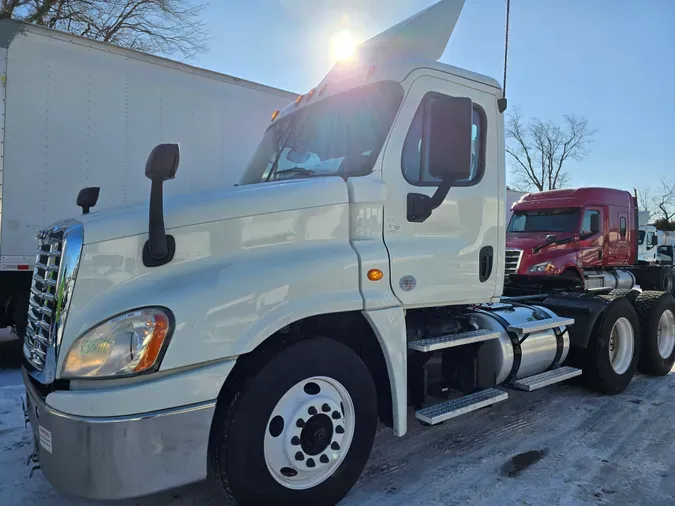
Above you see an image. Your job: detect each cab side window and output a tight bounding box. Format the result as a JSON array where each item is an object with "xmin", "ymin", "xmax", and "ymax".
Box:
[
  {"xmin": 619, "ymin": 217, "xmax": 627, "ymax": 238},
  {"xmin": 402, "ymin": 93, "xmax": 486, "ymax": 186},
  {"xmin": 581, "ymin": 209, "xmax": 601, "ymax": 235}
]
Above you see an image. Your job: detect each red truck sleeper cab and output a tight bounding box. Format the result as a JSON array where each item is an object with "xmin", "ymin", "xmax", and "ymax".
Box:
[{"xmin": 505, "ymin": 187, "xmax": 636, "ymax": 279}]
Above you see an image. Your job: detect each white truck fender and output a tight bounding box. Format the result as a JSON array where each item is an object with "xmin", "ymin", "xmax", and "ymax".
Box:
[{"xmin": 362, "ymin": 307, "xmax": 408, "ymax": 436}]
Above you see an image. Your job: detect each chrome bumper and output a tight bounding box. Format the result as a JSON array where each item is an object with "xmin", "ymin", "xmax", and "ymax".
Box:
[{"xmin": 23, "ymin": 369, "xmax": 216, "ymax": 500}]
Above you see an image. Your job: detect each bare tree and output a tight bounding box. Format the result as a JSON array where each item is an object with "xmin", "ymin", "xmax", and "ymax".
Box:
[
  {"xmin": 652, "ymin": 177, "xmax": 675, "ymax": 222},
  {"xmin": 0, "ymin": 0, "xmax": 209, "ymax": 59},
  {"xmin": 636, "ymin": 185, "xmax": 658, "ymax": 220},
  {"xmin": 506, "ymin": 107, "xmax": 595, "ymax": 192}
]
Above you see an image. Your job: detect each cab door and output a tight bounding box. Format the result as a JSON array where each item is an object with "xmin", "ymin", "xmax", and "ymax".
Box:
[
  {"xmin": 577, "ymin": 207, "xmax": 604, "ymax": 267},
  {"xmin": 381, "ymin": 74, "xmax": 501, "ymax": 307}
]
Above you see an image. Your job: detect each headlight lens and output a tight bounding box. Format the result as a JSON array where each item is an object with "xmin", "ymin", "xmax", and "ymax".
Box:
[
  {"xmin": 62, "ymin": 307, "xmax": 172, "ymax": 379},
  {"xmin": 528, "ymin": 262, "xmax": 557, "ymax": 274}
]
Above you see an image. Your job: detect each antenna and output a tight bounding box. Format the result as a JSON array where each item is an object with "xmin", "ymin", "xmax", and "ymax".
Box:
[{"xmin": 497, "ymin": 0, "xmax": 511, "ymax": 113}]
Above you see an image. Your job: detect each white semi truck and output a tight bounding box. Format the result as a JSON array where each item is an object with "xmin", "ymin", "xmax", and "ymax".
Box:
[
  {"xmin": 0, "ymin": 19, "xmax": 296, "ymax": 339},
  {"xmin": 639, "ymin": 224, "xmax": 675, "ymax": 264},
  {"xmin": 21, "ymin": 2, "xmax": 675, "ymax": 505}
]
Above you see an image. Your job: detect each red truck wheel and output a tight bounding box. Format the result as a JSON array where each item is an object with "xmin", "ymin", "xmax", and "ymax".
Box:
[
  {"xmin": 634, "ymin": 291, "xmax": 675, "ymax": 376},
  {"xmin": 583, "ymin": 297, "xmax": 640, "ymax": 394}
]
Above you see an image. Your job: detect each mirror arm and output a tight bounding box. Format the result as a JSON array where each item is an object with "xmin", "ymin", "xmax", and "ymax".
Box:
[
  {"xmin": 142, "ymin": 178, "xmax": 176, "ymax": 267},
  {"xmin": 407, "ymin": 178, "xmax": 456, "ymax": 223}
]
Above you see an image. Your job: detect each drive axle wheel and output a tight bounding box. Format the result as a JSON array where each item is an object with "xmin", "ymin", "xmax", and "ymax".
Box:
[
  {"xmin": 210, "ymin": 337, "xmax": 377, "ymax": 506},
  {"xmin": 583, "ymin": 297, "xmax": 640, "ymax": 394},
  {"xmin": 635, "ymin": 291, "xmax": 675, "ymax": 376}
]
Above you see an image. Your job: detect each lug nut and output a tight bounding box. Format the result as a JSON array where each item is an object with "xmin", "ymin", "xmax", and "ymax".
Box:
[
  {"xmin": 322, "ymin": 403, "xmax": 331, "ymax": 412},
  {"xmin": 291, "ymin": 436, "xmax": 300, "ymax": 446},
  {"xmin": 295, "ymin": 452, "xmax": 304, "ymax": 461},
  {"xmin": 331, "ymin": 442, "xmax": 340, "ymax": 451},
  {"xmin": 320, "ymin": 454, "xmax": 329, "ymax": 464},
  {"xmin": 308, "ymin": 406, "xmax": 317, "ymax": 416},
  {"xmin": 332, "ymin": 411, "xmax": 341, "ymax": 420},
  {"xmin": 307, "ymin": 458, "xmax": 316, "ymax": 468},
  {"xmin": 296, "ymin": 419, "xmax": 305, "ymax": 428},
  {"xmin": 336, "ymin": 425, "xmax": 344, "ymax": 434}
]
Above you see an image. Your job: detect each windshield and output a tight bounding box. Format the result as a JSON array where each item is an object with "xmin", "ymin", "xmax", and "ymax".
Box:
[
  {"xmin": 638, "ymin": 230, "xmax": 645, "ymax": 245},
  {"xmin": 240, "ymin": 81, "xmax": 404, "ymax": 184},
  {"xmin": 507, "ymin": 208, "xmax": 581, "ymax": 233}
]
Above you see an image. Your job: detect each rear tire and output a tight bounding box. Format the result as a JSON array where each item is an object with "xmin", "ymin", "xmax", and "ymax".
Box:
[
  {"xmin": 660, "ymin": 268, "xmax": 674, "ymax": 293},
  {"xmin": 211, "ymin": 337, "xmax": 378, "ymax": 506},
  {"xmin": 583, "ymin": 297, "xmax": 640, "ymax": 394},
  {"xmin": 635, "ymin": 291, "xmax": 675, "ymax": 376}
]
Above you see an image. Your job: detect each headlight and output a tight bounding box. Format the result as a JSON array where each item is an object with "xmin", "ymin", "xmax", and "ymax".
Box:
[
  {"xmin": 62, "ymin": 307, "xmax": 173, "ymax": 379},
  {"xmin": 528, "ymin": 262, "xmax": 557, "ymax": 274}
]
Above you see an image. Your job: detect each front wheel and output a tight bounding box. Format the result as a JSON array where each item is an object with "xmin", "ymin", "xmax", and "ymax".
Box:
[
  {"xmin": 211, "ymin": 337, "xmax": 378, "ymax": 506},
  {"xmin": 583, "ymin": 297, "xmax": 640, "ymax": 394}
]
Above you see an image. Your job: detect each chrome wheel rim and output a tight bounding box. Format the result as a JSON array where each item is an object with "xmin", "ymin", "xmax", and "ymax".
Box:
[
  {"xmin": 609, "ymin": 317, "xmax": 634, "ymax": 375},
  {"xmin": 657, "ymin": 309, "xmax": 675, "ymax": 359},
  {"xmin": 263, "ymin": 376, "xmax": 355, "ymax": 490}
]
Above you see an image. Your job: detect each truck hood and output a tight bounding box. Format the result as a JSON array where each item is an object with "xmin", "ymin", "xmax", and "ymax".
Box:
[
  {"xmin": 78, "ymin": 176, "xmax": 350, "ymax": 245},
  {"xmin": 506, "ymin": 232, "xmax": 575, "ymax": 252}
]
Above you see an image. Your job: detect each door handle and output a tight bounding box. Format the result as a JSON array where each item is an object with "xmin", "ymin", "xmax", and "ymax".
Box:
[
  {"xmin": 479, "ymin": 246, "xmax": 493, "ymax": 282},
  {"xmin": 598, "ymin": 250, "xmax": 603, "ymax": 260}
]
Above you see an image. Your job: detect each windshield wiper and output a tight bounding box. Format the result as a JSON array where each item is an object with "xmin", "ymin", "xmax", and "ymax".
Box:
[
  {"xmin": 274, "ymin": 167, "xmax": 316, "ymax": 179},
  {"xmin": 532, "ymin": 236, "xmax": 577, "ymax": 254}
]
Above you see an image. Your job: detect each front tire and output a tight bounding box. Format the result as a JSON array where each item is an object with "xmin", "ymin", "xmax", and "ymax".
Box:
[
  {"xmin": 635, "ymin": 291, "xmax": 675, "ymax": 376},
  {"xmin": 211, "ymin": 337, "xmax": 378, "ymax": 506},
  {"xmin": 583, "ymin": 297, "xmax": 640, "ymax": 394}
]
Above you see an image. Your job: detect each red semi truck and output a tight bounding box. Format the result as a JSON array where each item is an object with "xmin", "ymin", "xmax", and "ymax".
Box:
[{"xmin": 506, "ymin": 187, "xmax": 675, "ymax": 292}]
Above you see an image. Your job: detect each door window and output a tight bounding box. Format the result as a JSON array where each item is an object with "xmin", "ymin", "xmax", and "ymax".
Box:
[
  {"xmin": 619, "ymin": 217, "xmax": 627, "ymax": 238},
  {"xmin": 581, "ymin": 210, "xmax": 601, "ymax": 236},
  {"xmin": 401, "ymin": 93, "xmax": 485, "ymax": 186}
]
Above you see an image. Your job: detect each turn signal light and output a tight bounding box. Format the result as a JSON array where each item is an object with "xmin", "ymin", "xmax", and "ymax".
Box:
[
  {"xmin": 271, "ymin": 110, "xmax": 280, "ymax": 121},
  {"xmin": 367, "ymin": 269, "xmax": 384, "ymax": 281}
]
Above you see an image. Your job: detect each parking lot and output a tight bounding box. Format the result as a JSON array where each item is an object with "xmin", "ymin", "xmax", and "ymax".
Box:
[{"xmin": 2, "ymin": 338, "xmax": 675, "ymax": 506}]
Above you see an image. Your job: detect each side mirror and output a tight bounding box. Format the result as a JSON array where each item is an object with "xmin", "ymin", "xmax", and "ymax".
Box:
[
  {"xmin": 145, "ymin": 143, "xmax": 179, "ymax": 181},
  {"xmin": 143, "ymin": 143, "xmax": 180, "ymax": 267},
  {"xmin": 76, "ymin": 186, "xmax": 100, "ymax": 215},
  {"xmin": 589, "ymin": 213, "xmax": 600, "ymax": 234},
  {"xmin": 407, "ymin": 96, "xmax": 473, "ymax": 223},
  {"xmin": 427, "ymin": 96, "xmax": 473, "ymax": 182},
  {"xmin": 651, "ymin": 235, "xmax": 659, "ymax": 247}
]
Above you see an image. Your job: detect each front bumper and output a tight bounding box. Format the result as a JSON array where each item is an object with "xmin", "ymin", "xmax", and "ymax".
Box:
[{"xmin": 23, "ymin": 369, "xmax": 216, "ymax": 500}]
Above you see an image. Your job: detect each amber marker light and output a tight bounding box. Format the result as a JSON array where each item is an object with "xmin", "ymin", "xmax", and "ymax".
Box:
[{"xmin": 367, "ymin": 269, "xmax": 384, "ymax": 281}]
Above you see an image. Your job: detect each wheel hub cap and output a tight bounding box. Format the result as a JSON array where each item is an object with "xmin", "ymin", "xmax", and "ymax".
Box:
[
  {"xmin": 657, "ymin": 309, "xmax": 675, "ymax": 360},
  {"xmin": 301, "ymin": 414, "xmax": 333, "ymax": 455},
  {"xmin": 609, "ymin": 317, "xmax": 634, "ymax": 375},
  {"xmin": 264, "ymin": 376, "xmax": 355, "ymax": 490}
]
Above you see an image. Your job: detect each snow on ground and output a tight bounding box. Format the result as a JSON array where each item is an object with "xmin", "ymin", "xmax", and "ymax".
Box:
[{"xmin": 2, "ymin": 355, "xmax": 675, "ymax": 506}]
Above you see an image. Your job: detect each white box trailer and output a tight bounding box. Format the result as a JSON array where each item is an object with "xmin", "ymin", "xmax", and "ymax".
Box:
[{"xmin": 0, "ymin": 19, "xmax": 297, "ymax": 334}]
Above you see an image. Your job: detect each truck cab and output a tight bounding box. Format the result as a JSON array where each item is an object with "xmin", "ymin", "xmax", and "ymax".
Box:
[
  {"xmin": 639, "ymin": 225, "xmax": 660, "ymax": 262},
  {"xmin": 506, "ymin": 187, "xmax": 636, "ymax": 279}
]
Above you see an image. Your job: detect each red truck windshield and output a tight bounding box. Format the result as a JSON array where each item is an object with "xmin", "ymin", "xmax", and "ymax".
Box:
[{"xmin": 508, "ymin": 209, "xmax": 581, "ymax": 233}]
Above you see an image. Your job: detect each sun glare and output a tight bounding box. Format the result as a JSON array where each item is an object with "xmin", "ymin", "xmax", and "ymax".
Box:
[{"xmin": 330, "ymin": 30, "xmax": 358, "ymax": 62}]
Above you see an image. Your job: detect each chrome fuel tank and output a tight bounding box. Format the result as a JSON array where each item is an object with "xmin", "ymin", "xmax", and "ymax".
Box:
[{"xmin": 467, "ymin": 304, "xmax": 570, "ymax": 385}]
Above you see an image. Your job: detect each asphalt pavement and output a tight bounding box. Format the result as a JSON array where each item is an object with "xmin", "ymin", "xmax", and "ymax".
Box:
[{"xmin": 2, "ymin": 343, "xmax": 675, "ymax": 505}]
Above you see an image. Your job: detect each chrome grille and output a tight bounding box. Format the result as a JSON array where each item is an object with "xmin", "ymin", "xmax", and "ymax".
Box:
[
  {"xmin": 505, "ymin": 249, "xmax": 523, "ymax": 275},
  {"xmin": 23, "ymin": 220, "xmax": 83, "ymax": 383},
  {"xmin": 24, "ymin": 231, "xmax": 63, "ymax": 370}
]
